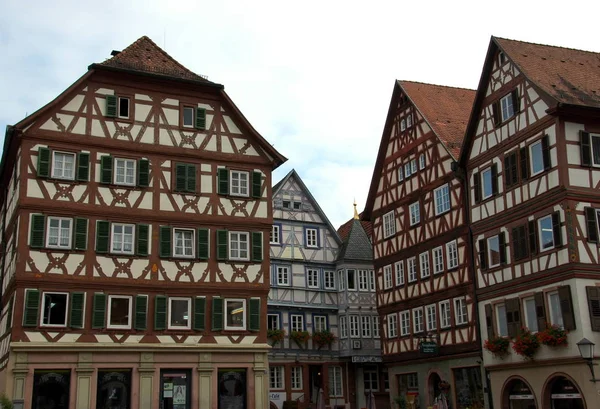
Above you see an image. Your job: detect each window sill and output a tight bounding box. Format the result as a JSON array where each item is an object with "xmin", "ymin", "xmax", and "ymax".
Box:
[{"xmin": 174, "ymin": 190, "xmax": 198, "ymax": 196}]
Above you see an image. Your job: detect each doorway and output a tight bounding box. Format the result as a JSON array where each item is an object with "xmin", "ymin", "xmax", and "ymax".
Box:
[
  {"xmin": 309, "ymin": 365, "xmax": 323, "ymax": 404},
  {"xmin": 160, "ymin": 369, "xmax": 191, "ymax": 409},
  {"xmin": 428, "ymin": 372, "xmax": 442, "ymax": 406}
]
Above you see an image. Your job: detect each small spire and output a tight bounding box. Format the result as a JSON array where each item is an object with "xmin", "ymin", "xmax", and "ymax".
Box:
[{"xmin": 353, "ymin": 199, "xmax": 359, "ymax": 220}]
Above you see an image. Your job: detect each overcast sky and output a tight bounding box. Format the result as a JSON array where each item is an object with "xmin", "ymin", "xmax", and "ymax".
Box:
[{"xmin": 1, "ymin": 0, "xmax": 598, "ymax": 229}]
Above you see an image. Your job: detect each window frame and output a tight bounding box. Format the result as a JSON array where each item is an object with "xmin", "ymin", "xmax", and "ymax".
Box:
[
  {"xmin": 446, "ymin": 240, "xmax": 459, "ymax": 269},
  {"xmin": 113, "ymin": 157, "xmax": 136, "ymax": 186},
  {"xmin": 267, "ymin": 313, "xmax": 280, "ymax": 330},
  {"xmin": 384, "ymin": 265, "xmax": 393, "ymax": 289},
  {"xmin": 399, "ymin": 311, "xmax": 410, "ymax": 336},
  {"xmin": 419, "ymin": 154, "xmax": 425, "ymax": 170},
  {"xmin": 50, "ymin": 151, "xmax": 76, "ymax": 180},
  {"xmin": 229, "ymin": 170, "xmax": 249, "ymax": 197},
  {"xmin": 454, "ymin": 297, "xmax": 468, "ymax": 326},
  {"xmin": 347, "ymin": 269, "xmax": 357, "ymax": 291},
  {"xmin": 409, "ymin": 202, "xmax": 420, "ymax": 226},
  {"xmin": 361, "ymin": 315, "xmax": 371, "ymax": 338},
  {"xmin": 482, "ymin": 167, "xmax": 494, "ymax": 200},
  {"xmin": 591, "ymin": 134, "xmax": 600, "ymax": 167},
  {"xmin": 340, "ymin": 315, "xmax": 348, "ymax": 338},
  {"xmin": 173, "ymin": 228, "xmax": 195, "ymax": 259},
  {"xmin": 364, "ymin": 369, "xmax": 379, "ymax": 392},
  {"xmin": 46, "ymin": 216, "xmax": 73, "ymax": 249},
  {"xmin": 408, "ymin": 257, "xmax": 417, "ymax": 283},
  {"xmin": 313, "ymin": 315, "xmax": 327, "ymax": 332},
  {"xmin": 410, "ymin": 159, "xmax": 417, "ymax": 174},
  {"xmin": 383, "ymin": 211, "xmax": 396, "ymax": 238},
  {"xmin": 412, "ymin": 308, "xmax": 424, "ymax": 334},
  {"xmin": 182, "ymin": 106, "xmax": 195, "ymax": 128},
  {"xmin": 307, "ymin": 268, "xmax": 320, "ymax": 289},
  {"xmin": 433, "ymin": 246, "xmax": 444, "ymax": 275},
  {"xmin": 290, "ymin": 314, "xmax": 304, "ymax": 332},
  {"xmin": 419, "ymin": 252, "xmax": 430, "ymax": 279},
  {"xmin": 269, "ymin": 366, "xmax": 284, "ymax": 390},
  {"xmin": 40, "ymin": 291, "xmax": 69, "ymax": 327},
  {"xmin": 426, "ymin": 304, "xmax": 437, "ymax": 331},
  {"xmin": 107, "ymin": 295, "xmax": 132, "ymax": 330},
  {"xmin": 324, "ymin": 270, "xmax": 335, "ymax": 290},
  {"xmin": 547, "ymin": 291, "xmax": 564, "ymax": 328},
  {"xmin": 434, "ymin": 184, "xmax": 451, "ymax": 215},
  {"xmin": 439, "ymin": 300, "xmax": 451, "ymax": 329},
  {"xmin": 291, "ymin": 366, "xmax": 303, "ymax": 390},
  {"xmin": 305, "ymin": 228, "xmax": 318, "ymax": 248},
  {"xmin": 270, "ymin": 225, "xmax": 281, "ymax": 245},
  {"xmin": 395, "ymin": 261, "xmax": 405, "ymax": 286},
  {"xmin": 398, "ymin": 166, "xmax": 404, "ymax": 182},
  {"xmin": 349, "ymin": 315, "xmax": 360, "ymax": 338},
  {"xmin": 225, "ymin": 298, "xmax": 246, "ymax": 331},
  {"xmin": 500, "ymin": 93, "xmax": 515, "ymax": 122},
  {"xmin": 529, "ymin": 140, "xmax": 545, "ymax": 176},
  {"xmin": 229, "ymin": 231, "xmax": 249, "ymax": 261},
  {"xmin": 372, "ymin": 316, "xmax": 380, "ymax": 338},
  {"xmin": 276, "ymin": 266, "xmax": 290, "ymax": 286},
  {"xmin": 404, "ymin": 163, "xmax": 412, "ymax": 178},
  {"xmin": 496, "ymin": 303, "xmax": 508, "ymax": 336},
  {"xmin": 522, "ymin": 297, "xmax": 539, "ymax": 333},
  {"xmin": 168, "ymin": 297, "xmax": 191, "ymax": 330},
  {"xmin": 487, "ymin": 235, "xmax": 501, "ymax": 268},
  {"xmin": 538, "ymin": 215, "xmax": 555, "ymax": 252},
  {"xmin": 358, "ymin": 270, "xmax": 370, "ymax": 291},
  {"xmin": 387, "ymin": 313, "xmax": 398, "ymax": 338},
  {"xmin": 110, "ymin": 223, "xmax": 135, "ymax": 255},
  {"xmin": 117, "ymin": 96, "xmax": 130, "ymax": 119}
]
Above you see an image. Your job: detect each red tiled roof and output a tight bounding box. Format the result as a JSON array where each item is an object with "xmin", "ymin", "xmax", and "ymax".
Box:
[
  {"xmin": 98, "ymin": 36, "xmax": 212, "ymax": 83},
  {"xmin": 337, "ymin": 215, "xmax": 373, "ymax": 241},
  {"xmin": 399, "ymin": 81, "xmax": 476, "ymax": 158},
  {"xmin": 495, "ymin": 37, "xmax": 600, "ymax": 108}
]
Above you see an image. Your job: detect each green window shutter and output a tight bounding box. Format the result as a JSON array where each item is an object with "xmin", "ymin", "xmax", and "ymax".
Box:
[
  {"xmin": 218, "ymin": 168, "xmax": 229, "ymax": 195},
  {"xmin": 92, "ymin": 293, "xmax": 106, "ymax": 329},
  {"xmin": 69, "ymin": 292, "xmax": 85, "ymax": 328},
  {"xmin": 76, "ymin": 152, "xmax": 90, "ymax": 181},
  {"xmin": 154, "ymin": 295, "xmax": 167, "ymax": 330},
  {"xmin": 186, "ymin": 164, "xmax": 196, "ymax": 193},
  {"xmin": 5, "ymin": 296, "xmax": 14, "ymax": 332},
  {"xmin": 37, "ymin": 147, "xmax": 51, "ymax": 178},
  {"xmin": 216, "ymin": 230, "xmax": 228, "ymax": 261},
  {"xmin": 30, "ymin": 214, "xmax": 46, "ymax": 248},
  {"xmin": 175, "ymin": 164, "xmax": 187, "ymax": 192},
  {"xmin": 106, "ymin": 95, "xmax": 117, "ymax": 118},
  {"xmin": 23, "ymin": 289, "xmax": 40, "ymax": 327},
  {"xmin": 159, "ymin": 226, "xmax": 172, "ymax": 258},
  {"xmin": 137, "ymin": 159, "xmax": 150, "ymax": 188},
  {"xmin": 249, "ymin": 298, "xmax": 260, "ymax": 332},
  {"xmin": 197, "ymin": 228, "xmax": 209, "ymax": 260},
  {"xmin": 95, "ymin": 221, "xmax": 110, "ymax": 253},
  {"xmin": 251, "ymin": 232, "xmax": 263, "ymax": 262},
  {"xmin": 73, "ymin": 218, "xmax": 88, "ymax": 250},
  {"xmin": 135, "ymin": 295, "xmax": 148, "ymax": 330},
  {"xmin": 195, "ymin": 107, "xmax": 206, "ymax": 130},
  {"xmin": 136, "ymin": 224, "xmax": 149, "ymax": 256},
  {"xmin": 193, "ymin": 297, "xmax": 206, "ymax": 331},
  {"xmin": 212, "ymin": 297, "xmax": 223, "ymax": 331},
  {"xmin": 100, "ymin": 155, "xmax": 113, "ymax": 184},
  {"xmin": 252, "ymin": 171, "xmax": 262, "ymax": 198}
]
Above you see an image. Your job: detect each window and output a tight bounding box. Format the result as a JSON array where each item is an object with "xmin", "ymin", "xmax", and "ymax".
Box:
[
  {"xmin": 111, "ymin": 223, "xmax": 135, "ymax": 254},
  {"xmin": 293, "ymin": 202, "xmax": 301, "ymax": 210},
  {"xmin": 369, "ymin": 270, "xmax": 376, "ymax": 291},
  {"xmin": 364, "ymin": 370, "xmax": 379, "ymax": 392},
  {"xmin": 413, "ymin": 308, "xmax": 424, "ymax": 333},
  {"xmin": 324, "ymin": 271, "xmax": 335, "ymax": 290},
  {"xmin": 398, "ymin": 166, "xmax": 404, "ymax": 182},
  {"xmin": 225, "ymin": 299, "xmax": 246, "ymax": 330},
  {"xmin": 182, "ymin": 106, "xmax": 195, "ymax": 127},
  {"xmin": 51, "ymin": 152, "xmax": 76, "ymax": 180},
  {"xmin": 404, "ymin": 163, "xmax": 412, "ymax": 178},
  {"xmin": 504, "ymin": 150, "xmax": 519, "ymax": 188},
  {"xmin": 426, "ymin": 304, "xmax": 437, "ymax": 331},
  {"xmin": 168, "ymin": 297, "xmax": 191, "ymax": 330},
  {"xmin": 383, "ymin": 371, "xmax": 390, "ymax": 392},
  {"xmin": 41, "ymin": 292, "xmax": 68, "ymax": 327},
  {"xmin": 307, "ymin": 269, "xmax": 319, "ymax": 288},
  {"xmin": 434, "ymin": 184, "xmax": 450, "ymax": 215},
  {"xmin": 482, "ymin": 167, "xmax": 494, "ymax": 200},
  {"xmin": 329, "ymin": 366, "xmax": 343, "ymax": 397},
  {"xmin": 359, "ymin": 270, "xmax": 370, "ymax": 291},
  {"xmin": 383, "ymin": 211, "xmax": 396, "ymax": 238},
  {"xmin": 584, "ymin": 133, "xmax": 600, "ymax": 167},
  {"xmin": 313, "ymin": 315, "xmax": 327, "ymax": 332},
  {"xmin": 349, "ymin": 315, "xmax": 360, "ymax": 338},
  {"xmin": 118, "ymin": 96, "xmax": 130, "ymax": 119},
  {"xmin": 269, "ymin": 366, "xmax": 284, "ymax": 389},
  {"xmin": 512, "ymin": 224, "xmax": 529, "ymax": 261},
  {"xmin": 419, "ymin": 154, "xmax": 425, "ymax": 170},
  {"xmin": 547, "ymin": 291, "xmax": 564, "ymax": 328},
  {"xmin": 399, "ymin": 311, "xmax": 410, "ymax": 336},
  {"xmin": 291, "ymin": 367, "xmax": 302, "ymax": 390},
  {"xmin": 291, "ymin": 314, "xmax": 304, "ymax": 332},
  {"xmin": 372, "ymin": 316, "xmax": 380, "ymax": 338},
  {"xmin": 347, "ymin": 269, "xmax": 356, "ymax": 290},
  {"xmin": 107, "ymin": 295, "xmax": 132, "ymax": 329},
  {"xmin": 338, "ymin": 270, "xmax": 345, "ymax": 291},
  {"xmin": 282, "ymin": 200, "xmax": 291, "ymax": 209},
  {"xmin": 400, "ymin": 119, "xmax": 406, "ymax": 131},
  {"xmin": 410, "ymin": 159, "xmax": 417, "ymax": 174},
  {"xmin": 276, "ymin": 266, "xmax": 290, "ymax": 286},
  {"xmin": 229, "ymin": 231, "xmax": 249, "ymax": 260},
  {"xmin": 384, "ymin": 265, "xmax": 393, "ymax": 289},
  {"xmin": 387, "ymin": 313, "xmax": 398, "ymax": 338},
  {"xmin": 420, "ymin": 252, "xmax": 430, "ymax": 278},
  {"xmin": 230, "ymin": 170, "xmax": 249, "ymax": 197},
  {"xmin": 46, "ymin": 217, "xmax": 72, "ymax": 249},
  {"xmin": 395, "ymin": 261, "xmax": 405, "ymax": 286},
  {"xmin": 361, "ymin": 316, "xmax": 372, "ymax": 338},
  {"xmin": 114, "ymin": 158, "xmax": 136, "ymax": 186},
  {"xmin": 500, "ymin": 93, "xmax": 515, "ymax": 122},
  {"xmin": 408, "ymin": 258, "xmax": 417, "ymax": 282},
  {"xmin": 305, "ymin": 228, "xmax": 318, "ymax": 248},
  {"xmin": 340, "ymin": 316, "xmax": 348, "ymax": 338},
  {"xmin": 538, "ymin": 215, "xmax": 555, "ymax": 251},
  {"xmin": 267, "ymin": 314, "xmax": 280, "ymax": 330},
  {"xmin": 439, "ymin": 301, "xmax": 451, "ymax": 328},
  {"xmin": 433, "ymin": 247, "xmax": 444, "ymax": 274},
  {"xmin": 407, "ymin": 115, "xmax": 412, "ymax": 128},
  {"xmin": 454, "ymin": 297, "xmax": 468, "ymax": 325},
  {"xmin": 487, "ymin": 235, "xmax": 501, "ymax": 268},
  {"xmin": 523, "ymin": 297, "xmax": 538, "ymax": 333},
  {"xmin": 409, "ymin": 202, "xmax": 420, "ymax": 226},
  {"xmin": 174, "ymin": 228, "xmax": 194, "ymax": 258},
  {"xmin": 270, "ymin": 225, "xmax": 280, "ymax": 244},
  {"xmin": 446, "ymin": 240, "xmax": 458, "ymax": 269},
  {"xmin": 174, "ymin": 163, "xmax": 196, "ymax": 193},
  {"xmin": 496, "ymin": 304, "xmax": 508, "ymax": 336},
  {"xmin": 530, "ymin": 140, "xmax": 544, "ymax": 176}
]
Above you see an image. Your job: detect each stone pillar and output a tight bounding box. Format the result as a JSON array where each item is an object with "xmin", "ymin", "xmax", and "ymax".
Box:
[
  {"xmin": 198, "ymin": 353, "xmax": 213, "ymax": 409},
  {"xmin": 253, "ymin": 352, "xmax": 268, "ymax": 409},
  {"xmin": 11, "ymin": 352, "xmax": 29, "ymax": 401},
  {"xmin": 139, "ymin": 352, "xmax": 155, "ymax": 409},
  {"xmin": 75, "ymin": 352, "xmax": 94, "ymax": 409}
]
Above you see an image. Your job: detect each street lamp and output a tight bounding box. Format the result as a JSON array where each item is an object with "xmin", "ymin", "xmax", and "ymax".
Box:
[{"xmin": 577, "ymin": 338, "xmax": 599, "ymax": 382}]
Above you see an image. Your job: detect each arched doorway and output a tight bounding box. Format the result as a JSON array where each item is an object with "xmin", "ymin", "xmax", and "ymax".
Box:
[
  {"xmin": 428, "ymin": 372, "xmax": 442, "ymax": 406},
  {"xmin": 545, "ymin": 375, "xmax": 585, "ymax": 409},
  {"xmin": 501, "ymin": 377, "xmax": 536, "ymax": 409}
]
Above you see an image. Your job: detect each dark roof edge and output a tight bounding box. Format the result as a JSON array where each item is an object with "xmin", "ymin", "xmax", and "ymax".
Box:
[{"xmin": 0, "ymin": 126, "xmax": 16, "ymax": 183}]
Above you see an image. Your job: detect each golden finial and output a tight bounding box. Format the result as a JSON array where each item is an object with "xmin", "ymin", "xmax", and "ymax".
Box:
[{"xmin": 353, "ymin": 199, "xmax": 359, "ymax": 220}]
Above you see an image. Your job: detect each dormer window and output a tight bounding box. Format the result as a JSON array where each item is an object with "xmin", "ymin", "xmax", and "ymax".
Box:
[
  {"xmin": 118, "ymin": 97, "xmax": 130, "ymax": 119},
  {"xmin": 183, "ymin": 106, "xmax": 195, "ymax": 127},
  {"xmin": 105, "ymin": 95, "xmax": 132, "ymax": 120}
]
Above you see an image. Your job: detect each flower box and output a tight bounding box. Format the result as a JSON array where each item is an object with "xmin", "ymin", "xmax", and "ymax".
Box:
[
  {"xmin": 312, "ymin": 330, "xmax": 335, "ymax": 349},
  {"xmin": 512, "ymin": 328, "xmax": 540, "ymax": 359},
  {"xmin": 537, "ymin": 325, "xmax": 568, "ymax": 347},
  {"xmin": 483, "ymin": 336, "xmax": 510, "ymax": 358}
]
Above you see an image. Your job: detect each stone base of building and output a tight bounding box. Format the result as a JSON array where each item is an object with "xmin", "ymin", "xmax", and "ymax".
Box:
[{"xmin": 0, "ymin": 343, "xmax": 270, "ymax": 409}]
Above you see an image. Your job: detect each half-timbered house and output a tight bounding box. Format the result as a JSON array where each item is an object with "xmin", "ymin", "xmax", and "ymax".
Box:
[
  {"xmin": 0, "ymin": 36, "xmax": 286, "ymax": 409},
  {"xmin": 267, "ymin": 170, "xmax": 343, "ymax": 409},
  {"xmin": 363, "ymin": 81, "xmax": 482, "ymax": 409},
  {"xmin": 459, "ymin": 37, "xmax": 600, "ymax": 409}
]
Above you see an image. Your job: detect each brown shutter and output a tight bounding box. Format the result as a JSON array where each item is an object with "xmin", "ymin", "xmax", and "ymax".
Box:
[
  {"xmin": 499, "ymin": 232, "xmax": 507, "ymax": 264},
  {"xmin": 474, "ymin": 172, "xmax": 481, "ymax": 204},
  {"xmin": 509, "ymin": 152, "xmax": 518, "ymax": 186},
  {"xmin": 558, "ymin": 286, "xmax": 576, "ymax": 331},
  {"xmin": 552, "ymin": 212, "xmax": 563, "ymax": 247},
  {"xmin": 585, "ymin": 207, "xmax": 598, "ymax": 243},
  {"xmin": 506, "ymin": 298, "xmax": 521, "ymax": 338},
  {"xmin": 492, "ymin": 102, "xmax": 500, "ymax": 127},
  {"xmin": 504, "ymin": 156, "xmax": 511, "ymax": 187},
  {"xmin": 478, "ymin": 239, "xmax": 487, "ymax": 270},
  {"xmin": 534, "ymin": 292, "xmax": 547, "ymax": 332},
  {"xmin": 491, "ymin": 164, "xmax": 498, "ymax": 195},
  {"xmin": 511, "ymin": 89, "xmax": 520, "ymax": 112},
  {"xmin": 586, "ymin": 286, "xmax": 600, "ymax": 331},
  {"xmin": 541, "ymin": 135, "xmax": 551, "ymax": 170},
  {"xmin": 511, "ymin": 227, "xmax": 521, "ymax": 261},
  {"xmin": 520, "ymin": 147, "xmax": 529, "ymax": 180},
  {"xmin": 485, "ymin": 304, "xmax": 495, "ymax": 338},
  {"xmin": 581, "ymin": 130, "xmax": 592, "ymax": 167},
  {"xmin": 528, "ymin": 220, "xmax": 537, "ymax": 255}
]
